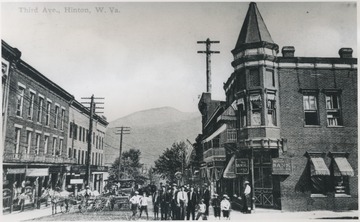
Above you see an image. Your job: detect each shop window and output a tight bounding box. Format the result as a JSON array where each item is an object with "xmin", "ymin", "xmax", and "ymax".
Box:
[
  {"xmin": 328, "ymin": 152, "xmax": 354, "ymax": 196},
  {"xmin": 267, "ymin": 94, "xmax": 276, "ymax": 126},
  {"xmin": 303, "ymin": 93, "xmax": 319, "ymax": 125},
  {"xmin": 250, "ymin": 94, "xmax": 262, "ymax": 126},
  {"xmin": 249, "ymin": 69, "xmax": 260, "ymax": 86},
  {"xmin": 305, "ymin": 152, "xmax": 330, "ymax": 196},
  {"xmin": 325, "ymin": 94, "xmax": 342, "ymax": 126},
  {"xmin": 16, "ymin": 84, "xmax": 25, "ymax": 117}
]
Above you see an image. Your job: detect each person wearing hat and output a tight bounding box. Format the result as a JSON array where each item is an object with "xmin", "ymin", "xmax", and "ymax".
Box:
[
  {"xmin": 202, "ymin": 183, "xmax": 211, "ymax": 216},
  {"xmin": 170, "ymin": 185, "xmax": 179, "ymax": 220},
  {"xmin": 243, "ymin": 181, "xmax": 252, "ymax": 214},
  {"xmin": 176, "ymin": 185, "xmax": 188, "ymax": 220},
  {"xmin": 195, "ymin": 199, "xmax": 207, "ymax": 220},
  {"xmin": 211, "ymin": 193, "xmax": 221, "ymax": 219},
  {"xmin": 186, "ymin": 186, "xmax": 197, "ymax": 220},
  {"xmin": 220, "ymin": 194, "xmax": 231, "ymax": 219},
  {"xmin": 130, "ymin": 191, "xmax": 141, "ymax": 219}
]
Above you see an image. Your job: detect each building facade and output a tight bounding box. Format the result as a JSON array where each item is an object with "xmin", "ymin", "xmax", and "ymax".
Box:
[
  {"xmin": 195, "ymin": 2, "xmax": 357, "ymax": 211},
  {"xmin": 67, "ymin": 100, "xmax": 108, "ymax": 194},
  {"xmin": 2, "ymin": 40, "xmax": 108, "ymax": 212}
]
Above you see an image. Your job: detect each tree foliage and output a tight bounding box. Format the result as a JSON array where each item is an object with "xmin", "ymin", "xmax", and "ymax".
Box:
[
  {"xmin": 153, "ymin": 141, "xmax": 187, "ymax": 182},
  {"xmin": 108, "ymin": 148, "xmax": 147, "ymax": 185}
]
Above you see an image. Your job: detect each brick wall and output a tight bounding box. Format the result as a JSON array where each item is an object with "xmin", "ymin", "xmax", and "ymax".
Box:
[{"xmin": 278, "ymin": 66, "xmax": 358, "ymax": 211}]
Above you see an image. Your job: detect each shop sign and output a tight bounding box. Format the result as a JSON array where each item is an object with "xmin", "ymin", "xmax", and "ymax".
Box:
[
  {"xmin": 7, "ymin": 168, "xmax": 26, "ymax": 174},
  {"xmin": 235, "ymin": 159, "xmax": 249, "ymax": 175},
  {"xmin": 272, "ymin": 158, "xmax": 292, "ymax": 175},
  {"xmin": 49, "ymin": 166, "xmax": 66, "ymax": 173},
  {"xmin": 70, "ymin": 179, "xmax": 84, "ymax": 184},
  {"xmin": 26, "ymin": 168, "xmax": 49, "ymax": 177}
]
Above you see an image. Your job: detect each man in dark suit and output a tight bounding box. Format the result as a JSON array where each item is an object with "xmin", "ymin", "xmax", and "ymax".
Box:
[
  {"xmin": 170, "ymin": 185, "xmax": 179, "ymax": 220},
  {"xmin": 186, "ymin": 186, "xmax": 197, "ymax": 220},
  {"xmin": 203, "ymin": 183, "xmax": 211, "ymax": 216}
]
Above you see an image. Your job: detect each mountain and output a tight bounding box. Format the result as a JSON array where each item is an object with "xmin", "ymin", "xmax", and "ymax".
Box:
[{"xmin": 104, "ymin": 107, "xmax": 202, "ymax": 167}]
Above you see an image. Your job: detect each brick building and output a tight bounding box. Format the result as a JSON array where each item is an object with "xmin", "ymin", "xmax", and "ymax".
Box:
[
  {"xmin": 2, "ymin": 40, "xmax": 108, "ymax": 212},
  {"xmin": 195, "ymin": 2, "xmax": 357, "ymax": 211}
]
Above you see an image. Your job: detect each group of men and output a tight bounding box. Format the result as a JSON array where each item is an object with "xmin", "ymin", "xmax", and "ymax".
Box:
[{"xmin": 150, "ymin": 183, "xmax": 211, "ymax": 220}]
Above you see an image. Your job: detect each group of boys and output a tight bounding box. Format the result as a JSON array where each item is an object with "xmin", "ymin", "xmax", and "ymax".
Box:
[{"xmin": 152, "ymin": 183, "xmax": 211, "ymax": 220}]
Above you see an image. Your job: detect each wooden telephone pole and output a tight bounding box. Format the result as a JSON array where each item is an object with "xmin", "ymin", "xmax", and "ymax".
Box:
[
  {"xmin": 115, "ymin": 127, "xmax": 130, "ymax": 180},
  {"xmin": 197, "ymin": 38, "xmax": 220, "ymax": 93},
  {"xmin": 81, "ymin": 95, "xmax": 104, "ymax": 187}
]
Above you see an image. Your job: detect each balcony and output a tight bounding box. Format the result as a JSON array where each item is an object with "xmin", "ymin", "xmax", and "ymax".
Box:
[
  {"xmin": 203, "ymin": 148, "xmax": 226, "ymax": 163},
  {"xmin": 3, "ymin": 153, "xmax": 77, "ymax": 164}
]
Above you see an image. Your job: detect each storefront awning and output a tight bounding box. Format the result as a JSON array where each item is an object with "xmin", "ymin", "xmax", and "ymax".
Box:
[
  {"xmin": 202, "ymin": 124, "xmax": 227, "ymax": 143},
  {"xmin": 334, "ymin": 157, "xmax": 354, "ymax": 176},
  {"xmin": 310, "ymin": 157, "xmax": 330, "ymax": 176},
  {"xmin": 223, "ymin": 155, "xmax": 236, "ymax": 179}
]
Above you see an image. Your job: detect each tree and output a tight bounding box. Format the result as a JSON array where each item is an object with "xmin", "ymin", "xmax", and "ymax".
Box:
[
  {"xmin": 108, "ymin": 148, "xmax": 147, "ymax": 185},
  {"xmin": 153, "ymin": 141, "xmax": 187, "ymax": 182}
]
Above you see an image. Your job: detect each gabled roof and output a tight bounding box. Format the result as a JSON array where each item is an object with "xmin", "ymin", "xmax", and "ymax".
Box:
[{"xmin": 234, "ymin": 2, "xmax": 274, "ymax": 49}]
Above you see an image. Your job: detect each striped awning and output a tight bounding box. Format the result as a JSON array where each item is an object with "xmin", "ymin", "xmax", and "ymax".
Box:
[
  {"xmin": 333, "ymin": 157, "xmax": 354, "ymax": 176},
  {"xmin": 223, "ymin": 155, "xmax": 236, "ymax": 179},
  {"xmin": 202, "ymin": 124, "xmax": 227, "ymax": 143},
  {"xmin": 310, "ymin": 157, "xmax": 330, "ymax": 176}
]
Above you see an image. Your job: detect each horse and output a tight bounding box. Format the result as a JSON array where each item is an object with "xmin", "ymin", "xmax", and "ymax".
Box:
[{"xmin": 40, "ymin": 188, "xmax": 72, "ymax": 214}]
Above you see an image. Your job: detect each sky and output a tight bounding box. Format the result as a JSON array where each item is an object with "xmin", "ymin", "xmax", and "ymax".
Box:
[{"xmin": 1, "ymin": 1, "xmax": 357, "ymax": 121}]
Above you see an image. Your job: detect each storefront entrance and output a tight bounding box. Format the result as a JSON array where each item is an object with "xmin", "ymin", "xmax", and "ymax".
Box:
[{"xmin": 253, "ymin": 150, "xmax": 277, "ymax": 208}]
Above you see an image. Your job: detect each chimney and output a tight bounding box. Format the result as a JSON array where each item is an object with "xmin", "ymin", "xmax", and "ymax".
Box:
[
  {"xmin": 339, "ymin": 48, "xmax": 353, "ymax": 58},
  {"xmin": 281, "ymin": 46, "xmax": 295, "ymax": 57}
]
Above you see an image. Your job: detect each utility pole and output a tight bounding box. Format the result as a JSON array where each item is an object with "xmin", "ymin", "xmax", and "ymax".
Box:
[
  {"xmin": 115, "ymin": 127, "xmax": 130, "ymax": 180},
  {"xmin": 197, "ymin": 38, "xmax": 220, "ymax": 93},
  {"xmin": 81, "ymin": 95, "xmax": 105, "ymax": 188}
]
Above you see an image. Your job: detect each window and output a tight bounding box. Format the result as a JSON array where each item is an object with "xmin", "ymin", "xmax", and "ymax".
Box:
[
  {"xmin": 93, "ymin": 132, "xmax": 95, "ymax": 144},
  {"xmin": 59, "ymin": 139, "xmax": 63, "ymax": 156},
  {"xmin": 73, "ymin": 149, "xmax": 77, "ymax": 159},
  {"xmin": 35, "ymin": 134, "xmax": 41, "ymax": 155},
  {"xmin": 85, "ymin": 151, "xmax": 88, "ymax": 164},
  {"xmin": 92, "ymin": 152, "xmax": 94, "ymax": 165},
  {"xmin": 79, "ymin": 127, "xmax": 82, "ymax": 141},
  {"xmin": 16, "ymin": 85, "xmax": 25, "ymax": 117},
  {"xmin": 250, "ymin": 94, "xmax": 262, "ymax": 126},
  {"xmin": 267, "ymin": 94, "xmax": 277, "ymax": 126},
  {"xmin": 305, "ymin": 152, "xmax": 330, "ymax": 196},
  {"xmin": 73, "ymin": 124, "xmax": 78, "ymax": 140},
  {"xmin": 265, "ymin": 69, "xmax": 275, "ymax": 87},
  {"xmin": 68, "ymin": 148, "xmax": 72, "ymax": 158},
  {"xmin": 325, "ymin": 94, "xmax": 342, "ymax": 126},
  {"xmin": 54, "ymin": 105, "xmax": 59, "ymax": 128},
  {"xmin": 303, "ymin": 93, "xmax": 319, "ymax": 125},
  {"xmin": 78, "ymin": 151, "xmax": 81, "ymax": 164},
  {"xmin": 52, "ymin": 138, "xmax": 57, "ymax": 156},
  {"xmin": 249, "ymin": 69, "xmax": 260, "ymax": 86},
  {"xmin": 82, "ymin": 150, "xmax": 85, "ymax": 164},
  {"xmin": 96, "ymin": 135, "xmax": 98, "ymax": 149},
  {"xmin": 28, "ymin": 91, "xmax": 35, "ymax": 120},
  {"xmin": 15, "ymin": 127, "xmax": 21, "ymax": 154},
  {"xmin": 37, "ymin": 97, "xmax": 44, "ymax": 123},
  {"xmin": 60, "ymin": 108, "xmax": 65, "ymax": 130},
  {"xmin": 45, "ymin": 101, "xmax": 51, "ymax": 126},
  {"xmin": 44, "ymin": 136, "xmax": 49, "ymax": 154},
  {"xmin": 25, "ymin": 131, "xmax": 32, "ymax": 154},
  {"xmin": 86, "ymin": 129, "xmax": 89, "ymax": 142},
  {"xmin": 69, "ymin": 122, "xmax": 73, "ymax": 138},
  {"xmin": 102, "ymin": 137, "xmax": 104, "ymax": 150},
  {"xmin": 95, "ymin": 153, "xmax": 98, "ymax": 166},
  {"xmin": 329, "ymin": 152, "xmax": 354, "ymax": 196}
]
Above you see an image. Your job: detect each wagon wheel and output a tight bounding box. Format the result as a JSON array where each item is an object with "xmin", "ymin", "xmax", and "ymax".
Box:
[
  {"xmin": 93, "ymin": 199, "xmax": 104, "ymax": 212},
  {"xmin": 99, "ymin": 198, "xmax": 108, "ymax": 212}
]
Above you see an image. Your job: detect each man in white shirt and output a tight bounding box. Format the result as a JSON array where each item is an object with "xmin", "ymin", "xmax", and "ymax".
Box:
[
  {"xmin": 220, "ymin": 194, "xmax": 231, "ymax": 219},
  {"xmin": 139, "ymin": 192, "xmax": 149, "ymax": 220},
  {"xmin": 130, "ymin": 191, "xmax": 141, "ymax": 219},
  {"xmin": 243, "ymin": 181, "xmax": 251, "ymax": 214},
  {"xmin": 177, "ymin": 185, "xmax": 188, "ymax": 220}
]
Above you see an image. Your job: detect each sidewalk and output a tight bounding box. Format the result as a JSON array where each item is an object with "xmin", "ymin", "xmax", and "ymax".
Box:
[{"xmin": 2, "ymin": 205, "xmax": 53, "ymax": 222}]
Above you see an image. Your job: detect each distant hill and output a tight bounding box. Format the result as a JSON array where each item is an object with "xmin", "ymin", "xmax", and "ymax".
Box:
[{"xmin": 104, "ymin": 107, "xmax": 202, "ymax": 167}]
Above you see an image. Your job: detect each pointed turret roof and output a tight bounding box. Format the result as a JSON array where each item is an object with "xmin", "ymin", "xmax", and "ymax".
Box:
[{"xmin": 234, "ymin": 2, "xmax": 275, "ymax": 50}]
